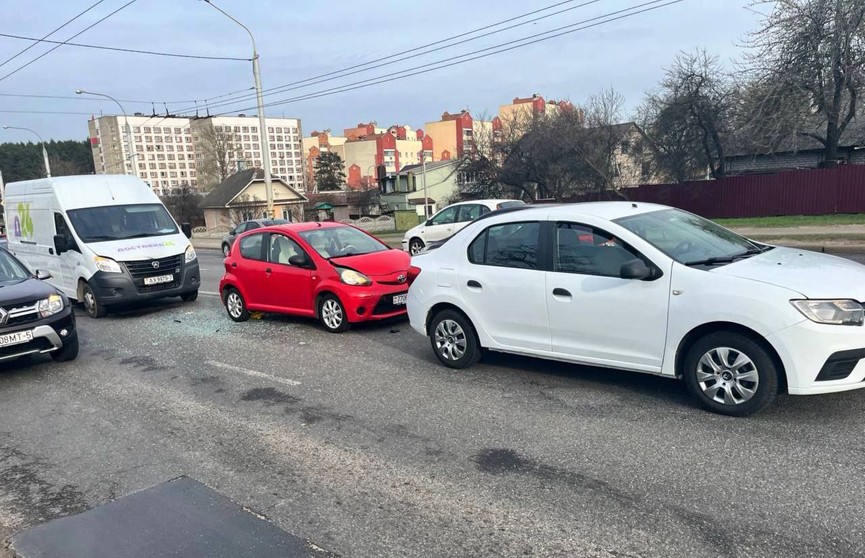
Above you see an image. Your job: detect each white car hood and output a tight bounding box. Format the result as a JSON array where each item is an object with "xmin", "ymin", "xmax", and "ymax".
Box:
[
  {"xmin": 712, "ymin": 247, "xmax": 865, "ymax": 299},
  {"xmin": 87, "ymin": 233, "xmax": 189, "ymax": 261}
]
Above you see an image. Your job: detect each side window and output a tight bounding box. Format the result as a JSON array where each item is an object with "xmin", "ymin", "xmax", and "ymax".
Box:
[
  {"xmin": 233, "ymin": 223, "xmax": 247, "ymax": 234},
  {"xmin": 54, "ymin": 213, "xmax": 78, "ymax": 251},
  {"xmin": 555, "ymin": 222, "xmax": 641, "ymax": 277},
  {"xmin": 458, "ymin": 204, "xmax": 482, "ymax": 223},
  {"xmin": 246, "ymin": 222, "xmax": 261, "ymax": 231},
  {"xmin": 468, "ymin": 222, "xmax": 540, "ymax": 270},
  {"xmin": 239, "ymin": 233, "xmax": 265, "ymax": 261},
  {"xmin": 269, "ymin": 234, "xmax": 305, "ymax": 266},
  {"xmin": 430, "ymin": 206, "xmax": 457, "ymax": 226},
  {"xmin": 479, "ymin": 205, "xmax": 491, "ymax": 216}
]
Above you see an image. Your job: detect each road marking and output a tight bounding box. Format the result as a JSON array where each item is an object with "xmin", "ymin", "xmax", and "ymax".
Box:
[
  {"xmin": 206, "ymin": 360, "xmax": 301, "ymax": 386},
  {"xmin": 201, "ymin": 291, "xmax": 220, "ymax": 297}
]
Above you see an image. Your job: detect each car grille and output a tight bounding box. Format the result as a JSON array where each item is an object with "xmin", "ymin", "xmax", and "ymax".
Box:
[
  {"xmin": 122, "ymin": 255, "xmax": 182, "ymax": 279},
  {"xmin": 372, "ymin": 292, "xmax": 408, "ymax": 315},
  {"xmin": 0, "ymin": 301, "xmax": 40, "ymax": 327},
  {"xmin": 0, "ymin": 337, "xmax": 52, "ymax": 359}
]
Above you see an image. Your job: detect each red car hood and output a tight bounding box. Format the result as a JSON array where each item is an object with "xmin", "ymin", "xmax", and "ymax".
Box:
[{"xmin": 330, "ymin": 249, "xmax": 410, "ymax": 277}]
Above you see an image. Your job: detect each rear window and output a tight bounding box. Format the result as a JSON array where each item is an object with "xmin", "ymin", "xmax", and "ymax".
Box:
[{"xmin": 468, "ymin": 221, "xmax": 540, "ymax": 270}]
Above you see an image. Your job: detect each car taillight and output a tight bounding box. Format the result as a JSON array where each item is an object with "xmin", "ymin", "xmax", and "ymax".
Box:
[{"xmin": 408, "ymin": 265, "xmax": 422, "ymax": 283}]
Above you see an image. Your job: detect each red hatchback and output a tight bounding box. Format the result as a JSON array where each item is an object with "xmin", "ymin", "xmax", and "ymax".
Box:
[{"xmin": 219, "ymin": 222, "xmax": 412, "ymax": 332}]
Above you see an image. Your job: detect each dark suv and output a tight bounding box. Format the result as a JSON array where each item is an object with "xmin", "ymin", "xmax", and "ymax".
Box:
[
  {"xmin": 222, "ymin": 219, "xmax": 291, "ymax": 257},
  {"xmin": 0, "ymin": 248, "xmax": 78, "ymax": 363}
]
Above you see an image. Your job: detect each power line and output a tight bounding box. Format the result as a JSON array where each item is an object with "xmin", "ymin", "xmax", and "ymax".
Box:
[
  {"xmin": 0, "ymin": 86, "xmax": 255, "ymax": 106},
  {"xmin": 0, "ymin": 32, "xmax": 250, "ymax": 61},
  {"xmin": 217, "ymin": 0, "xmax": 684, "ymax": 116},
  {"xmin": 0, "ymin": 0, "xmax": 139, "ymax": 84},
  {"xmin": 0, "ymin": 0, "xmax": 108, "ymax": 70}
]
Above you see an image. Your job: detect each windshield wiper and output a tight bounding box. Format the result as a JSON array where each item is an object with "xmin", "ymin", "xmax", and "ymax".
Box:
[
  {"xmin": 685, "ymin": 248, "xmax": 765, "ymax": 267},
  {"xmin": 85, "ymin": 235, "xmax": 120, "ymax": 242}
]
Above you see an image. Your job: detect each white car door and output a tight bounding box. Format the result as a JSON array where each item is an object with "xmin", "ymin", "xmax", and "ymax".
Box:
[
  {"xmin": 545, "ymin": 222, "xmax": 671, "ymax": 372},
  {"xmin": 458, "ymin": 220, "xmax": 550, "ymax": 352},
  {"xmin": 422, "ymin": 206, "xmax": 458, "ymax": 243}
]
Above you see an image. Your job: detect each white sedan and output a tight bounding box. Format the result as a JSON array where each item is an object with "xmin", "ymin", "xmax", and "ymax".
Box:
[
  {"xmin": 402, "ymin": 199, "xmax": 525, "ymax": 255},
  {"xmin": 406, "ymin": 202, "xmax": 865, "ymax": 416}
]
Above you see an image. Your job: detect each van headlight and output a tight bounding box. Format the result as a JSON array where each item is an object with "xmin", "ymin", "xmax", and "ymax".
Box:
[
  {"xmin": 185, "ymin": 245, "xmax": 197, "ymax": 263},
  {"xmin": 94, "ymin": 256, "xmax": 122, "ymax": 273},
  {"xmin": 37, "ymin": 294, "xmax": 64, "ymax": 318},
  {"xmin": 336, "ymin": 267, "xmax": 371, "ymax": 286},
  {"xmin": 790, "ymin": 299, "xmax": 865, "ymax": 326}
]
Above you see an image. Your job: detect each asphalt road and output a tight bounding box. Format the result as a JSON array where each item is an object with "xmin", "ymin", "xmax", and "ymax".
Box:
[{"xmin": 2, "ymin": 249, "xmax": 865, "ymax": 557}]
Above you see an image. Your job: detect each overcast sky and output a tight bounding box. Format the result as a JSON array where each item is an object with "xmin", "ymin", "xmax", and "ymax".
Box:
[{"xmin": 0, "ymin": 0, "xmax": 761, "ymax": 142}]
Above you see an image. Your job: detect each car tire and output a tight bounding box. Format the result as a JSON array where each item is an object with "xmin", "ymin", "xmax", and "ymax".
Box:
[
  {"xmin": 222, "ymin": 243, "xmax": 231, "ymax": 257},
  {"xmin": 319, "ymin": 294, "xmax": 349, "ymax": 333},
  {"xmin": 682, "ymin": 331, "xmax": 778, "ymax": 417},
  {"xmin": 223, "ymin": 288, "xmax": 250, "ymax": 322},
  {"xmin": 181, "ymin": 290, "xmax": 198, "ymax": 302},
  {"xmin": 409, "ymin": 238, "xmax": 425, "ymax": 255},
  {"xmin": 429, "ymin": 309, "xmax": 482, "ymax": 369},
  {"xmin": 81, "ymin": 282, "xmax": 107, "ymax": 319},
  {"xmin": 51, "ymin": 335, "xmax": 79, "ymax": 362}
]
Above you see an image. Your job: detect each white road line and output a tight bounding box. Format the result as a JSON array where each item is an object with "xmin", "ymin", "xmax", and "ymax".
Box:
[
  {"xmin": 200, "ymin": 291, "xmax": 220, "ymax": 297},
  {"xmin": 206, "ymin": 360, "xmax": 301, "ymax": 386}
]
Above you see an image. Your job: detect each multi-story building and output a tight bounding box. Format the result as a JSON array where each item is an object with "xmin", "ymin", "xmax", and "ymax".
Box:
[
  {"xmin": 424, "ymin": 110, "xmax": 474, "ymax": 161},
  {"xmin": 87, "ymin": 113, "xmax": 304, "ymax": 195}
]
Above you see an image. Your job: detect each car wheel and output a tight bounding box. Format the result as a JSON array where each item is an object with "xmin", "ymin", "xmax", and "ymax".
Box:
[
  {"xmin": 81, "ymin": 282, "xmax": 107, "ymax": 319},
  {"xmin": 319, "ymin": 294, "xmax": 349, "ymax": 333},
  {"xmin": 51, "ymin": 335, "xmax": 79, "ymax": 362},
  {"xmin": 429, "ymin": 309, "xmax": 481, "ymax": 369},
  {"xmin": 181, "ymin": 290, "xmax": 198, "ymax": 302},
  {"xmin": 682, "ymin": 331, "xmax": 778, "ymax": 417},
  {"xmin": 222, "ymin": 243, "xmax": 231, "ymax": 257},
  {"xmin": 409, "ymin": 238, "xmax": 425, "ymax": 255},
  {"xmin": 224, "ymin": 288, "xmax": 250, "ymax": 322}
]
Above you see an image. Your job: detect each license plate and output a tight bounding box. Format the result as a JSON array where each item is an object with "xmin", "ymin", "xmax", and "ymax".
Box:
[
  {"xmin": 0, "ymin": 330, "xmax": 33, "ymax": 347},
  {"xmin": 144, "ymin": 274, "xmax": 174, "ymax": 286},
  {"xmin": 393, "ymin": 294, "xmax": 407, "ymax": 305}
]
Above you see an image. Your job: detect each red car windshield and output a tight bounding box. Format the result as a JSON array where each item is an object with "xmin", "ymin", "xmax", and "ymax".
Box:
[{"xmin": 299, "ymin": 227, "xmax": 388, "ymax": 259}]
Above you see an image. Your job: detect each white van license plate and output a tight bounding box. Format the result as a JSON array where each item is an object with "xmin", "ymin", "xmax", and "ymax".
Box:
[
  {"xmin": 393, "ymin": 294, "xmax": 407, "ymax": 305},
  {"xmin": 144, "ymin": 274, "xmax": 174, "ymax": 286},
  {"xmin": 0, "ymin": 330, "xmax": 33, "ymax": 347}
]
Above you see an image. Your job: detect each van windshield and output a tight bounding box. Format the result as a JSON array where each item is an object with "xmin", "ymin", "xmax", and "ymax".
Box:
[{"xmin": 67, "ymin": 204, "xmax": 178, "ymax": 243}]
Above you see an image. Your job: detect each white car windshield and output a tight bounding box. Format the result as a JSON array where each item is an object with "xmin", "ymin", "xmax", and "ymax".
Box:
[
  {"xmin": 67, "ymin": 204, "xmax": 179, "ymax": 243},
  {"xmin": 615, "ymin": 208, "xmax": 766, "ymax": 265},
  {"xmin": 299, "ymin": 227, "xmax": 388, "ymax": 259}
]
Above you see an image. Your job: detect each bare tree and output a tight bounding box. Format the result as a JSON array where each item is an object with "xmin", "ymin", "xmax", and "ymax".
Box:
[
  {"xmin": 193, "ymin": 121, "xmax": 243, "ymax": 191},
  {"xmin": 227, "ymin": 194, "xmax": 264, "ymax": 226}
]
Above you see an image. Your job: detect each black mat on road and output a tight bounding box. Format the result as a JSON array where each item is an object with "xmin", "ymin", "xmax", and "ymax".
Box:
[{"xmin": 10, "ymin": 476, "xmax": 330, "ymax": 558}]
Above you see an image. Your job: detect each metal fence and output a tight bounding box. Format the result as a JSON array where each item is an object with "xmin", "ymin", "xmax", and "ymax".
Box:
[{"xmin": 338, "ymin": 215, "xmax": 396, "ymax": 232}]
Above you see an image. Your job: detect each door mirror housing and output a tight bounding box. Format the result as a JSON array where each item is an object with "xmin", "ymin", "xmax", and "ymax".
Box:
[
  {"xmin": 35, "ymin": 269, "xmax": 52, "ymax": 280},
  {"xmin": 288, "ymin": 254, "xmax": 312, "ymax": 268},
  {"xmin": 53, "ymin": 235, "xmax": 69, "ymax": 255},
  {"xmin": 181, "ymin": 223, "xmax": 193, "ymax": 239},
  {"xmin": 620, "ymin": 259, "xmax": 652, "ymax": 280},
  {"xmin": 424, "ymin": 219, "xmax": 432, "ymax": 227}
]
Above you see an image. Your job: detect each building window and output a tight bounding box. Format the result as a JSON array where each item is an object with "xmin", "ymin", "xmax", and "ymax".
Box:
[
  {"xmin": 251, "ymin": 135, "xmax": 259, "ymax": 142},
  {"xmin": 268, "ymin": 127, "xmax": 274, "ymax": 133},
  {"xmin": 133, "ymin": 127, "xmax": 141, "ymax": 133},
  {"xmin": 174, "ymin": 128, "xmax": 182, "ymax": 134},
  {"xmin": 275, "ymin": 127, "xmax": 283, "ymax": 133},
  {"xmin": 621, "ymin": 141, "xmax": 630, "ymax": 154},
  {"xmin": 242, "ymin": 126, "xmax": 249, "ymax": 133},
  {"xmin": 641, "ymin": 162, "xmax": 651, "ymax": 179},
  {"xmin": 144, "ymin": 127, "xmax": 151, "ymax": 133}
]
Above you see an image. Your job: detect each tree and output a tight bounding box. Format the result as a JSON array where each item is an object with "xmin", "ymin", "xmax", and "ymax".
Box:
[
  {"xmin": 745, "ymin": 0, "xmax": 865, "ymax": 165},
  {"xmin": 227, "ymin": 194, "xmax": 264, "ymax": 226},
  {"xmin": 0, "ymin": 140, "xmax": 94, "ymax": 182},
  {"xmin": 193, "ymin": 121, "xmax": 242, "ymax": 191},
  {"xmin": 313, "ymin": 151, "xmax": 346, "ymax": 192},
  {"xmin": 161, "ymin": 181, "xmax": 204, "ymax": 226}
]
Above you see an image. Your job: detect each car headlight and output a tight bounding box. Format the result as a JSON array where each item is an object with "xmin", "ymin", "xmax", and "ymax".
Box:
[
  {"xmin": 94, "ymin": 256, "xmax": 122, "ymax": 273},
  {"xmin": 185, "ymin": 245, "xmax": 197, "ymax": 263},
  {"xmin": 37, "ymin": 294, "xmax": 64, "ymax": 318},
  {"xmin": 790, "ymin": 299, "xmax": 864, "ymax": 326},
  {"xmin": 337, "ymin": 267, "xmax": 371, "ymax": 286}
]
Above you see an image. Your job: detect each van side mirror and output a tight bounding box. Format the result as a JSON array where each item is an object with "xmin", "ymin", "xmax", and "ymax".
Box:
[
  {"xmin": 288, "ymin": 254, "xmax": 311, "ymax": 268},
  {"xmin": 53, "ymin": 235, "xmax": 69, "ymax": 255},
  {"xmin": 35, "ymin": 269, "xmax": 52, "ymax": 280},
  {"xmin": 181, "ymin": 223, "xmax": 193, "ymax": 239},
  {"xmin": 620, "ymin": 259, "xmax": 652, "ymax": 280}
]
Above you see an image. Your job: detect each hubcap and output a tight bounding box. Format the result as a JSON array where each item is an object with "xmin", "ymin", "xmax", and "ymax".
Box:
[
  {"xmin": 84, "ymin": 290, "xmax": 96, "ymax": 313},
  {"xmin": 223, "ymin": 245, "xmax": 230, "ymax": 256},
  {"xmin": 434, "ymin": 319, "xmax": 467, "ymax": 361},
  {"xmin": 410, "ymin": 241, "xmax": 423, "ymax": 255},
  {"xmin": 322, "ymin": 299, "xmax": 343, "ymax": 329},
  {"xmin": 696, "ymin": 347, "xmax": 759, "ymax": 406},
  {"xmin": 227, "ymin": 292, "xmax": 243, "ymax": 318}
]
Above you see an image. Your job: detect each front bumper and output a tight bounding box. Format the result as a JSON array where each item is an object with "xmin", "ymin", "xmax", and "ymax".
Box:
[
  {"xmin": 90, "ymin": 259, "xmax": 200, "ymax": 306},
  {"xmin": 768, "ymin": 319, "xmax": 865, "ymax": 395},
  {"xmin": 0, "ymin": 308, "xmax": 76, "ymax": 362},
  {"xmin": 337, "ymin": 285, "xmax": 408, "ymax": 323}
]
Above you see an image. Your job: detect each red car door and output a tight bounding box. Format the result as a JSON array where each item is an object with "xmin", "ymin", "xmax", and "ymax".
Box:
[
  {"xmin": 234, "ymin": 232, "xmax": 270, "ymax": 308},
  {"xmin": 262, "ymin": 233, "xmax": 315, "ymax": 315}
]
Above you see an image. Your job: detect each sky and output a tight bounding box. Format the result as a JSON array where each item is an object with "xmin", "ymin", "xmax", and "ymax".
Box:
[{"xmin": 0, "ymin": 0, "xmax": 763, "ymax": 143}]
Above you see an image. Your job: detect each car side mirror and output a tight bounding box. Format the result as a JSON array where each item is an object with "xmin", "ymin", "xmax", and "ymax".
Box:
[
  {"xmin": 425, "ymin": 219, "xmax": 433, "ymax": 226},
  {"xmin": 35, "ymin": 269, "xmax": 52, "ymax": 280},
  {"xmin": 288, "ymin": 254, "xmax": 311, "ymax": 268},
  {"xmin": 620, "ymin": 259, "xmax": 652, "ymax": 280},
  {"xmin": 181, "ymin": 223, "xmax": 193, "ymax": 239},
  {"xmin": 53, "ymin": 234, "xmax": 69, "ymax": 255}
]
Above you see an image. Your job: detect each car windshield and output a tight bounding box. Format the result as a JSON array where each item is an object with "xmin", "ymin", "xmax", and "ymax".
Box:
[
  {"xmin": 615, "ymin": 208, "xmax": 764, "ymax": 265},
  {"xmin": 0, "ymin": 250, "xmax": 31, "ymax": 286},
  {"xmin": 67, "ymin": 204, "xmax": 178, "ymax": 243},
  {"xmin": 299, "ymin": 226, "xmax": 388, "ymax": 259}
]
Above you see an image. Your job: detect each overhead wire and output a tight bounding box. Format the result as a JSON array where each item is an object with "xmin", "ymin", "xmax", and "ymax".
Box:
[{"xmin": 0, "ymin": 86, "xmax": 255, "ymax": 106}]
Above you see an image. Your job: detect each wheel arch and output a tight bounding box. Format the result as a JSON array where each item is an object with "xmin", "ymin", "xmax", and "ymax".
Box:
[
  {"xmin": 314, "ymin": 289, "xmax": 340, "ymax": 319},
  {"xmin": 425, "ymin": 302, "xmax": 483, "ymax": 348},
  {"xmin": 675, "ymin": 321, "xmax": 788, "ymax": 393}
]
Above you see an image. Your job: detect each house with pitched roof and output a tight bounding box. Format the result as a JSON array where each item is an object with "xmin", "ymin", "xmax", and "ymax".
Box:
[{"xmin": 199, "ymin": 168, "xmax": 308, "ymax": 229}]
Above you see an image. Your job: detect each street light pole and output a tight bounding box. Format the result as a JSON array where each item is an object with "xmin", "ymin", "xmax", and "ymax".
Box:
[
  {"xmin": 202, "ymin": 0, "xmax": 274, "ymax": 218},
  {"xmin": 75, "ymin": 89, "xmax": 134, "ymax": 175},
  {"xmin": 420, "ymin": 150, "xmax": 429, "ymax": 219},
  {"xmin": 3, "ymin": 125, "xmax": 51, "ymax": 177}
]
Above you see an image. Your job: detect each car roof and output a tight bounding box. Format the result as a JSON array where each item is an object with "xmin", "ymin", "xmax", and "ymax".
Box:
[
  {"xmin": 491, "ymin": 201, "xmax": 670, "ymax": 221},
  {"xmin": 262, "ymin": 221, "xmax": 352, "ymax": 233}
]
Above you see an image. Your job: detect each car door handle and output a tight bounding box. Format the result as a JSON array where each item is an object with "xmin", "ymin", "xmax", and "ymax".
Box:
[
  {"xmin": 467, "ymin": 280, "xmax": 482, "ymax": 289},
  {"xmin": 265, "ymin": 268, "xmax": 272, "ymax": 274},
  {"xmin": 552, "ymin": 288, "xmax": 572, "ymax": 298}
]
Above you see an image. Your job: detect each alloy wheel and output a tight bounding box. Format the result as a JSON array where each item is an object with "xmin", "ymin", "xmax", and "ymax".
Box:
[
  {"xmin": 410, "ymin": 239, "xmax": 424, "ymax": 256},
  {"xmin": 321, "ymin": 299, "xmax": 343, "ymax": 330},
  {"xmin": 695, "ymin": 346, "xmax": 759, "ymax": 406},
  {"xmin": 227, "ymin": 292, "xmax": 243, "ymax": 319},
  {"xmin": 434, "ymin": 319, "xmax": 467, "ymax": 361}
]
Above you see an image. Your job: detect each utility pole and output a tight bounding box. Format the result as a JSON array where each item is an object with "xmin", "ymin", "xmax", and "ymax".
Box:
[
  {"xmin": 3, "ymin": 126, "xmax": 51, "ymax": 177},
  {"xmin": 75, "ymin": 90, "xmax": 134, "ymax": 175}
]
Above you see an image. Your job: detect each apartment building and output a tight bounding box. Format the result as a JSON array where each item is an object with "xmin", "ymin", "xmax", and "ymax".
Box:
[
  {"xmin": 424, "ymin": 110, "xmax": 474, "ymax": 160},
  {"xmin": 87, "ymin": 113, "xmax": 304, "ymax": 195}
]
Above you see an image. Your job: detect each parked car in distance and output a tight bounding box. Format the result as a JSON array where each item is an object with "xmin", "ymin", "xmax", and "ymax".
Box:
[
  {"xmin": 407, "ymin": 201, "xmax": 865, "ymax": 416},
  {"xmin": 402, "ymin": 199, "xmax": 526, "ymax": 255},
  {"xmin": 222, "ymin": 219, "xmax": 290, "ymax": 257},
  {"xmin": 0, "ymin": 248, "xmax": 78, "ymax": 363},
  {"xmin": 220, "ymin": 222, "xmax": 412, "ymax": 333}
]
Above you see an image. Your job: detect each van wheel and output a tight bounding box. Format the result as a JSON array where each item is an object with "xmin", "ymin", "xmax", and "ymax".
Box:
[
  {"xmin": 81, "ymin": 282, "xmax": 107, "ymax": 318},
  {"xmin": 181, "ymin": 290, "xmax": 198, "ymax": 302},
  {"xmin": 223, "ymin": 288, "xmax": 249, "ymax": 322},
  {"xmin": 51, "ymin": 335, "xmax": 79, "ymax": 362},
  {"xmin": 429, "ymin": 309, "xmax": 481, "ymax": 369}
]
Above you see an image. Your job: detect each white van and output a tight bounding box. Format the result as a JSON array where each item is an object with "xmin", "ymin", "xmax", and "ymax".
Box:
[{"xmin": 4, "ymin": 175, "xmax": 200, "ymax": 318}]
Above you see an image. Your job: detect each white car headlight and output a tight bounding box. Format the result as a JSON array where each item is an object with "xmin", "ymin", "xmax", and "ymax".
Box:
[
  {"xmin": 790, "ymin": 299, "xmax": 864, "ymax": 326},
  {"xmin": 37, "ymin": 294, "xmax": 64, "ymax": 318},
  {"xmin": 185, "ymin": 245, "xmax": 197, "ymax": 263},
  {"xmin": 94, "ymin": 256, "xmax": 122, "ymax": 273},
  {"xmin": 337, "ymin": 267, "xmax": 371, "ymax": 286}
]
